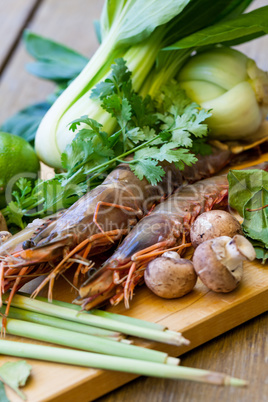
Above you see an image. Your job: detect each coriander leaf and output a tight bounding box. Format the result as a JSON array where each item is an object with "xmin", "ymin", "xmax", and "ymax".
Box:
[
  {"xmin": 228, "ymin": 169, "xmax": 268, "ymax": 217},
  {"xmin": 68, "ymin": 116, "xmax": 103, "ymax": 133},
  {"xmin": 134, "ymin": 146, "xmax": 159, "ymax": 160},
  {"xmin": 155, "ymin": 143, "xmax": 197, "ymax": 166},
  {"xmin": 0, "ymin": 361, "xmax": 31, "ymax": 400},
  {"xmin": 130, "ymin": 159, "xmax": 165, "ymax": 186},
  {"xmin": 242, "ymin": 189, "xmax": 268, "ymax": 246}
]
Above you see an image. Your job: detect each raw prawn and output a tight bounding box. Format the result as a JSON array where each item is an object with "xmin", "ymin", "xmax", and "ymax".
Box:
[
  {"xmin": 77, "ymin": 161, "xmax": 268, "ymax": 310},
  {"xmin": 0, "ymin": 147, "xmax": 231, "ymax": 319},
  {"xmin": 76, "ymin": 174, "xmax": 230, "ymax": 309}
]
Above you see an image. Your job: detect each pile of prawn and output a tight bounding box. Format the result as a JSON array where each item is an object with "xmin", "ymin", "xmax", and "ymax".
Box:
[{"xmin": 0, "ymin": 147, "xmax": 233, "ymax": 318}]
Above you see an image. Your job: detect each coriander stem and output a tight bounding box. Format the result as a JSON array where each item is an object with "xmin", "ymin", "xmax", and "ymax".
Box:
[{"xmin": 86, "ymin": 133, "xmax": 161, "ymax": 175}]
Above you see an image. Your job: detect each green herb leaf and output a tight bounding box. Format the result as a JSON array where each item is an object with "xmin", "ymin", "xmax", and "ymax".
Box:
[
  {"xmin": 130, "ymin": 159, "xmax": 165, "ymax": 185},
  {"xmin": 228, "ymin": 169, "xmax": 268, "ymax": 217},
  {"xmin": 242, "ymin": 189, "xmax": 268, "ymax": 246},
  {"xmin": 0, "ymin": 361, "xmax": 31, "ymax": 400}
]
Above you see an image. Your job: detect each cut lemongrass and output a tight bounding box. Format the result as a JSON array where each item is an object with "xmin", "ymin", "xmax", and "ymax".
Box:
[
  {"xmin": 1, "ymin": 318, "xmax": 179, "ymax": 365},
  {"xmin": 18, "ymin": 291, "xmax": 165, "ymax": 332},
  {"xmin": 3, "ymin": 294, "xmax": 188, "ymax": 347},
  {"xmin": 0, "ymin": 306, "xmax": 122, "ymax": 341},
  {"xmin": 0, "ymin": 340, "xmax": 248, "ymax": 387}
]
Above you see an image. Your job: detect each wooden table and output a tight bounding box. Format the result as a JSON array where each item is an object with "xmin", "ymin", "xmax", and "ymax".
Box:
[{"xmin": 0, "ymin": 1, "xmax": 267, "ymax": 401}]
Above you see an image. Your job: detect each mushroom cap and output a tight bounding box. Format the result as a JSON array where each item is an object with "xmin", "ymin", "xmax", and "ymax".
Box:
[
  {"xmin": 192, "ymin": 239, "xmax": 243, "ymax": 293},
  {"xmin": 190, "ymin": 210, "xmax": 242, "ymax": 248},
  {"xmin": 144, "ymin": 255, "xmax": 197, "ymax": 299}
]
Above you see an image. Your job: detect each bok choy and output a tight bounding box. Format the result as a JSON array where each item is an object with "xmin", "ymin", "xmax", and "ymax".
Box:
[
  {"xmin": 35, "ymin": 0, "xmax": 264, "ymax": 168},
  {"xmin": 177, "ymin": 47, "xmax": 268, "ymax": 141}
]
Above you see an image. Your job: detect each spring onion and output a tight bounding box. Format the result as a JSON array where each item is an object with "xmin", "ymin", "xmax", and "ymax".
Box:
[{"xmin": 0, "ymin": 340, "xmax": 247, "ymax": 387}]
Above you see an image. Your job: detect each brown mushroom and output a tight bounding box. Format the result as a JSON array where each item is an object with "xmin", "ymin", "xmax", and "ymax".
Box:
[
  {"xmin": 190, "ymin": 210, "xmax": 242, "ymax": 248},
  {"xmin": 192, "ymin": 235, "xmax": 256, "ymax": 293},
  {"xmin": 144, "ymin": 251, "xmax": 197, "ymax": 299}
]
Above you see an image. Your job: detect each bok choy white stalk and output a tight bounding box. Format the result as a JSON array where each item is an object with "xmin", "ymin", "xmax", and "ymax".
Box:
[{"xmin": 177, "ymin": 46, "xmax": 268, "ymax": 140}]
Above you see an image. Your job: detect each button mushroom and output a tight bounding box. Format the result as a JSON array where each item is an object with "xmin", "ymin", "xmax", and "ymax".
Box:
[
  {"xmin": 192, "ymin": 235, "xmax": 256, "ymax": 293},
  {"xmin": 144, "ymin": 251, "xmax": 197, "ymax": 299},
  {"xmin": 190, "ymin": 210, "xmax": 242, "ymax": 248}
]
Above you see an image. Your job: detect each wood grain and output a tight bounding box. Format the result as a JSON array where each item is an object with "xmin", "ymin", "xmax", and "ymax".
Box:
[
  {"xmin": 0, "ymin": 0, "xmax": 104, "ymax": 124},
  {"xmin": 0, "ymin": 0, "xmax": 39, "ymax": 70}
]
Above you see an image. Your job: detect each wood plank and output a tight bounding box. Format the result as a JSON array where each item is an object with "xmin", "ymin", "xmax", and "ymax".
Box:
[
  {"xmin": 0, "ymin": 0, "xmax": 39, "ymax": 70},
  {"xmin": 0, "ymin": 0, "xmax": 104, "ymax": 124}
]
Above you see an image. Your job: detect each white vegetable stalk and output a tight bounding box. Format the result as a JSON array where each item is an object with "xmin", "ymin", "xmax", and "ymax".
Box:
[
  {"xmin": 177, "ymin": 47, "xmax": 268, "ymax": 141},
  {"xmin": 35, "ymin": 30, "xmax": 164, "ymax": 167},
  {"xmin": 0, "ymin": 340, "xmax": 247, "ymax": 386}
]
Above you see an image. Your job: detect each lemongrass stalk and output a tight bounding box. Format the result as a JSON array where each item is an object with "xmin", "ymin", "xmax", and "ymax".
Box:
[
  {"xmin": 3, "ymin": 294, "xmax": 188, "ymax": 347},
  {"xmin": 0, "ymin": 340, "xmax": 248, "ymax": 386},
  {"xmin": 18, "ymin": 292, "xmax": 165, "ymax": 332},
  {"xmin": 1, "ymin": 318, "xmax": 178, "ymax": 366},
  {"xmin": 0, "ymin": 305, "xmax": 122, "ymax": 340}
]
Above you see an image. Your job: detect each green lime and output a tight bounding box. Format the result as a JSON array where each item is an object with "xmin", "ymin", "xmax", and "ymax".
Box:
[{"xmin": 0, "ymin": 132, "xmax": 40, "ymax": 208}]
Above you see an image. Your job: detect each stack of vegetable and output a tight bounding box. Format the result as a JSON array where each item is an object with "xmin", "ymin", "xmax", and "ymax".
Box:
[{"xmin": 0, "ymin": 292, "xmax": 248, "ymax": 389}]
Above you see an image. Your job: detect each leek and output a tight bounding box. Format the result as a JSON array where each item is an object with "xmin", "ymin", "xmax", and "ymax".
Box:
[
  {"xmin": 0, "ymin": 340, "xmax": 247, "ymax": 386},
  {"xmin": 177, "ymin": 47, "xmax": 268, "ymax": 140}
]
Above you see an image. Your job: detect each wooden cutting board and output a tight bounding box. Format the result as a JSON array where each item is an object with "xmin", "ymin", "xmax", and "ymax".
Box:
[{"xmin": 2, "ymin": 154, "xmax": 268, "ymax": 402}]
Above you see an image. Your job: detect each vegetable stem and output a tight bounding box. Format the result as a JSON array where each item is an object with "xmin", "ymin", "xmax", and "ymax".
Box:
[
  {"xmin": 18, "ymin": 292, "xmax": 165, "ymax": 331},
  {"xmin": 3, "ymin": 294, "xmax": 188, "ymax": 346},
  {"xmin": 0, "ymin": 305, "xmax": 122, "ymax": 340},
  {"xmin": 0, "ymin": 340, "xmax": 248, "ymax": 387},
  {"xmin": 1, "ymin": 317, "xmax": 177, "ymax": 365}
]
